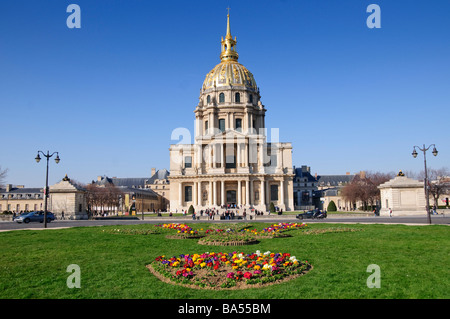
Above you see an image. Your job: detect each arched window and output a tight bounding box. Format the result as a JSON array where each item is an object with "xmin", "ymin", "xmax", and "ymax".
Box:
[
  {"xmin": 235, "ymin": 92, "xmax": 240, "ymax": 103},
  {"xmin": 207, "ymin": 95, "xmax": 211, "ymax": 104},
  {"xmin": 219, "ymin": 92, "xmax": 225, "ymax": 103}
]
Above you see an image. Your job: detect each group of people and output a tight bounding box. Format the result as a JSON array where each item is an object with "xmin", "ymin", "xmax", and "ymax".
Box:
[{"xmin": 185, "ymin": 207, "xmax": 266, "ymax": 221}]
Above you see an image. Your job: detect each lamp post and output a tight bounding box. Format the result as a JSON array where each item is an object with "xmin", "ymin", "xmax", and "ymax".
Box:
[
  {"xmin": 412, "ymin": 144, "xmax": 438, "ymax": 224},
  {"xmin": 35, "ymin": 151, "xmax": 60, "ymax": 228}
]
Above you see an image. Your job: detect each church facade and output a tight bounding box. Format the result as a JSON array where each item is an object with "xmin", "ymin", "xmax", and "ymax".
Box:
[{"xmin": 168, "ymin": 13, "xmax": 294, "ymax": 212}]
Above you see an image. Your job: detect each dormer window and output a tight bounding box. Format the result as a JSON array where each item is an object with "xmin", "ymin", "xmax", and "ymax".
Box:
[
  {"xmin": 219, "ymin": 93, "xmax": 225, "ymax": 103},
  {"xmin": 207, "ymin": 95, "xmax": 211, "ymax": 104},
  {"xmin": 235, "ymin": 92, "xmax": 240, "ymax": 103}
]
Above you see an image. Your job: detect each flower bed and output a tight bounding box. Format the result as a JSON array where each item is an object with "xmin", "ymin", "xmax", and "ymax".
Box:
[
  {"xmin": 147, "ymin": 250, "xmax": 311, "ymax": 290},
  {"xmin": 102, "ymin": 228, "xmax": 162, "ymax": 235},
  {"xmin": 198, "ymin": 232, "xmax": 259, "ymax": 246},
  {"xmin": 155, "ymin": 223, "xmax": 205, "ymax": 239},
  {"xmin": 243, "ymin": 222, "xmax": 308, "ymax": 238}
]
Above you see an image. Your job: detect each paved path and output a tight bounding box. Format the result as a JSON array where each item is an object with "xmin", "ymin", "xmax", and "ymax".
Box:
[{"xmin": 0, "ymin": 214, "xmax": 448, "ymax": 232}]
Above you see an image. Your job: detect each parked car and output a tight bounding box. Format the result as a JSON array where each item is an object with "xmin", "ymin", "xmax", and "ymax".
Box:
[{"xmin": 14, "ymin": 211, "xmax": 56, "ymax": 223}]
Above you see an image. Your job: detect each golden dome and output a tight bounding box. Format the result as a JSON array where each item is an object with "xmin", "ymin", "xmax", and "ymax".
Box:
[
  {"xmin": 203, "ymin": 61, "xmax": 257, "ymax": 91},
  {"xmin": 202, "ymin": 12, "xmax": 257, "ymax": 91}
]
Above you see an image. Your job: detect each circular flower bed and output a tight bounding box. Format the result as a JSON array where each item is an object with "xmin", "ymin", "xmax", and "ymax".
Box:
[
  {"xmin": 243, "ymin": 222, "xmax": 308, "ymax": 238},
  {"xmin": 147, "ymin": 250, "xmax": 311, "ymax": 290},
  {"xmin": 198, "ymin": 232, "xmax": 259, "ymax": 246},
  {"xmin": 155, "ymin": 223, "xmax": 205, "ymax": 239},
  {"xmin": 102, "ymin": 228, "xmax": 161, "ymax": 235}
]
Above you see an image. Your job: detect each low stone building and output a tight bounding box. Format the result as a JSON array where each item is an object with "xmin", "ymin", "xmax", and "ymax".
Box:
[
  {"xmin": 378, "ymin": 172, "xmax": 426, "ymax": 216},
  {"xmin": 49, "ymin": 175, "xmax": 88, "ymax": 220}
]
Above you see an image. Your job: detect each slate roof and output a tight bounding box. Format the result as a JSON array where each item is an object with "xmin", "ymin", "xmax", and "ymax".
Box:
[
  {"xmin": 316, "ymin": 175, "xmax": 355, "ymax": 186},
  {"xmin": 293, "ymin": 167, "xmax": 316, "ymax": 182},
  {"xmin": 0, "ymin": 187, "xmax": 44, "ymax": 199},
  {"xmin": 95, "ymin": 169, "xmax": 170, "ymax": 188}
]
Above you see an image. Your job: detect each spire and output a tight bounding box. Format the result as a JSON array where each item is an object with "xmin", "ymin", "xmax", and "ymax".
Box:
[
  {"xmin": 226, "ymin": 10, "xmax": 232, "ymax": 39},
  {"xmin": 220, "ymin": 9, "xmax": 239, "ymax": 62}
]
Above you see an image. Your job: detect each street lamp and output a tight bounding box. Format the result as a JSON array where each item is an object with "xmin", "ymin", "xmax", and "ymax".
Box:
[
  {"xmin": 35, "ymin": 150, "xmax": 60, "ymax": 228},
  {"xmin": 412, "ymin": 144, "xmax": 438, "ymax": 224}
]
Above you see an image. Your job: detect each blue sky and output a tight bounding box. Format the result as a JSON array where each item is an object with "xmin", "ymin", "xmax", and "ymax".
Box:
[{"xmin": 0, "ymin": 0, "xmax": 449, "ymax": 188}]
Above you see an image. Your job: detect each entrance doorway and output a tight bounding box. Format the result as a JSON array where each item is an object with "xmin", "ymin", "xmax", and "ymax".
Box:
[{"xmin": 226, "ymin": 190, "xmax": 236, "ymax": 204}]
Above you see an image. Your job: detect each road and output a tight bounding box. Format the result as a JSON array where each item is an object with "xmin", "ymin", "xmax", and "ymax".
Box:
[{"xmin": 0, "ymin": 214, "xmax": 448, "ymax": 231}]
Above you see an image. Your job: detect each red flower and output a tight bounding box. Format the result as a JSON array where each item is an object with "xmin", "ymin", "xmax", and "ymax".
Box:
[{"xmin": 244, "ymin": 272, "xmax": 253, "ymax": 279}]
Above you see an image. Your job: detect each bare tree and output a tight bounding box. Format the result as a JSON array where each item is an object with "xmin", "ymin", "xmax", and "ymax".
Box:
[
  {"xmin": 341, "ymin": 171, "xmax": 394, "ymax": 210},
  {"xmin": 0, "ymin": 166, "xmax": 8, "ymax": 187},
  {"xmin": 419, "ymin": 167, "xmax": 450, "ymax": 208}
]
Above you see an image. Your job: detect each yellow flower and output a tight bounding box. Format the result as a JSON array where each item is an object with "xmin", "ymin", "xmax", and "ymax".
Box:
[
  {"xmin": 186, "ymin": 268, "xmax": 191, "ymax": 272},
  {"xmin": 254, "ymin": 265, "xmax": 261, "ymax": 270},
  {"xmin": 200, "ymin": 262, "xmax": 206, "ymax": 268},
  {"xmin": 232, "ymin": 266, "xmax": 239, "ymax": 270}
]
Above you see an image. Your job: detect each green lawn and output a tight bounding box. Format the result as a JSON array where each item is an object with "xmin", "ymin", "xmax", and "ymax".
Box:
[{"xmin": 0, "ymin": 222, "xmax": 448, "ymax": 299}]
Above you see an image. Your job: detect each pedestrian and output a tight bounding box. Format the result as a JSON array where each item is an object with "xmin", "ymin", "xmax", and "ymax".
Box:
[
  {"xmin": 61, "ymin": 211, "xmax": 65, "ymax": 220},
  {"xmin": 389, "ymin": 208, "xmax": 392, "ymax": 217}
]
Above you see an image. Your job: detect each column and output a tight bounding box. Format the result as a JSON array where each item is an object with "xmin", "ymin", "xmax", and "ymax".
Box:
[
  {"xmin": 245, "ymin": 180, "xmax": 250, "ymax": 206},
  {"xmin": 221, "ymin": 144, "xmax": 225, "ymax": 168},
  {"xmin": 221, "ymin": 180, "xmax": 225, "ymax": 206},
  {"xmin": 260, "ymin": 179, "xmax": 265, "ymax": 206},
  {"xmin": 178, "ymin": 182, "xmax": 182, "ymax": 206},
  {"xmin": 193, "ymin": 182, "xmax": 197, "ymax": 206},
  {"xmin": 213, "ymin": 181, "xmax": 217, "ymax": 206},
  {"xmin": 238, "ymin": 180, "xmax": 242, "ymax": 206},
  {"xmin": 265, "ymin": 180, "xmax": 269, "ymax": 204},
  {"xmin": 198, "ymin": 181, "xmax": 202, "ymax": 206},
  {"xmin": 209, "ymin": 181, "xmax": 212, "ymax": 207},
  {"xmin": 280, "ymin": 180, "xmax": 285, "ymax": 208},
  {"xmin": 237, "ymin": 143, "xmax": 241, "ymax": 167}
]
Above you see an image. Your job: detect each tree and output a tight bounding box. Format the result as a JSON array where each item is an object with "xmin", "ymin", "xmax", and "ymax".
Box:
[
  {"xmin": 419, "ymin": 167, "xmax": 450, "ymax": 209},
  {"xmin": 327, "ymin": 200, "xmax": 337, "ymax": 212},
  {"xmin": 0, "ymin": 166, "xmax": 8, "ymax": 187},
  {"xmin": 341, "ymin": 171, "xmax": 394, "ymax": 210}
]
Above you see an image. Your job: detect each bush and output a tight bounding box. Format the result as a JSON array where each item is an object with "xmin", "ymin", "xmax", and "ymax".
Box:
[
  {"xmin": 269, "ymin": 202, "xmax": 275, "ymax": 213},
  {"xmin": 188, "ymin": 205, "xmax": 195, "ymax": 215},
  {"xmin": 327, "ymin": 200, "xmax": 337, "ymax": 212}
]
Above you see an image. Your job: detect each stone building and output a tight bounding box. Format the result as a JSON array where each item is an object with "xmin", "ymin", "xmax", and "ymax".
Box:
[
  {"xmin": 94, "ymin": 168, "xmax": 170, "ymax": 212},
  {"xmin": 169, "ymin": 13, "xmax": 295, "ymax": 212},
  {"xmin": 378, "ymin": 172, "xmax": 426, "ymax": 216},
  {"xmin": 49, "ymin": 174, "xmax": 88, "ymax": 219},
  {"xmin": 0, "ymin": 184, "xmax": 44, "ymax": 213}
]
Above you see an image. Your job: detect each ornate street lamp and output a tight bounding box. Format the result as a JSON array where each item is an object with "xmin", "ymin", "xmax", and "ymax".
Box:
[
  {"xmin": 412, "ymin": 144, "xmax": 438, "ymax": 224},
  {"xmin": 35, "ymin": 151, "xmax": 60, "ymax": 228}
]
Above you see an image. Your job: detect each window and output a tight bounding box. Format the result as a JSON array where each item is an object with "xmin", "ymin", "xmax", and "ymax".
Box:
[
  {"xmin": 207, "ymin": 95, "xmax": 211, "ymax": 104},
  {"xmin": 235, "ymin": 92, "xmax": 240, "ymax": 103},
  {"xmin": 226, "ymin": 155, "xmax": 236, "ymax": 168},
  {"xmin": 219, "ymin": 93, "xmax": 225, "ymax": 103},
  {"xmin": 184, "ymin": 156, "xmax": 192, "ymax": 168},
  {"xmin": 249, "ymin": 94, "xmax": 253, "ymax": 103},
  {"xmin": 185, "ymin": 186, "xmax": 192, "ymax": 202},
  {"xmin": 235, "ymin": 118, "xmax": 242, "ymax": 131},
  {"xmin": 205, "ymin": 120, "xmax": 208, "ymax": 131},
  {"xmin": 219, "ymin": 119, "xmax": 225, "ymax": 132},
  {"xmin": 270, "ymin": 185, "xmax": 279, "ymax": 201}
]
